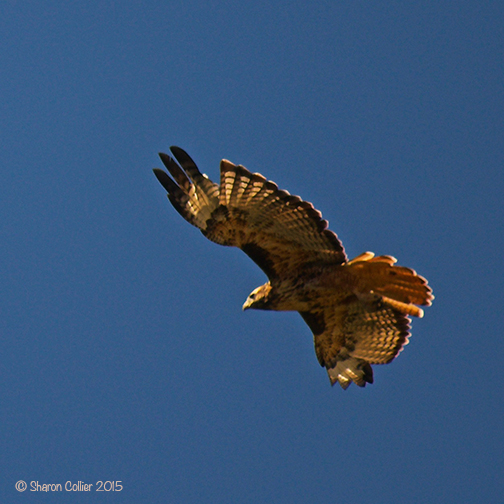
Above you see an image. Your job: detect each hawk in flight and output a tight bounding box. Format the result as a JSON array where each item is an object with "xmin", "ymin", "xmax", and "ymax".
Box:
[{"xmin": 153, "ymin": 147, "xmax": 433, "ymax": 389}]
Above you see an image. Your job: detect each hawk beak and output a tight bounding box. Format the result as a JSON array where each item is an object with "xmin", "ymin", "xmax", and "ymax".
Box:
[{"xmin": 242, "ymin": 299, "xmax": 251, "ymax": 311}]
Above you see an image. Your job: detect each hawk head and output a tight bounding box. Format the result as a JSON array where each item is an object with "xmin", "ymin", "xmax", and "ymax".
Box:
[{"xmin": 242, "ymin": 283, "xmax": 273, "ymax": 311}]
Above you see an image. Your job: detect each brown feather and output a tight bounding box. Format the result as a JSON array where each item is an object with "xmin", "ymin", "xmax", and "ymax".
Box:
[{"xmin": 153, "ymin": 147, "xmax": 434, "ymax": 390}]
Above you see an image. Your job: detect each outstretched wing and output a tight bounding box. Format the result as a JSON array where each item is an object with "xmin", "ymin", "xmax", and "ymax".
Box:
[
  {"xmin": 301, "ymin": 302, "xmax": 411, "ymax": 389},
  {"xmin": 153, "ymin": 146, "xmax": 347, "ymax": 279}
]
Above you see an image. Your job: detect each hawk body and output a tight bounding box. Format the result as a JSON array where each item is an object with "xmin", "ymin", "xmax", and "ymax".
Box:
[{"xmin": 154, "ymin": 147, "xmax": 433, "ymax": 389}]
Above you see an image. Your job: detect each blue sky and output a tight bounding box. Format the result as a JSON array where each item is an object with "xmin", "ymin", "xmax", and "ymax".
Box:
[{"xmin": 2, "ymin": 1, "xmax": 503, "ymax": 502}]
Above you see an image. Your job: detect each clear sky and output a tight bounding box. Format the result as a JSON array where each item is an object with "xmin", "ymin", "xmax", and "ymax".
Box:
[{"xmin": 2, "ymin": 1, "xmax": 503, "ymax": 502}]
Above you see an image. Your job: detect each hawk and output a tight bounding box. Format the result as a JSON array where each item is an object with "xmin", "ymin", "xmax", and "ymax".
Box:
[{"xmin": 153, "ymin": 147, "xmax": 433, "ymax": 389}]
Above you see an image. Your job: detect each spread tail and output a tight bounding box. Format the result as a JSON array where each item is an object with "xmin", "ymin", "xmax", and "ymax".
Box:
[{"xmin": 346, "ymin": 252, "xmax": 433, "ymax": 317}]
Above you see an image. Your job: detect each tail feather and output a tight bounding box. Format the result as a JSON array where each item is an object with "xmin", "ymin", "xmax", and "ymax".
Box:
[{"xmin": 347, "ymin": 252, "xmax": 433, "ymax": 317}]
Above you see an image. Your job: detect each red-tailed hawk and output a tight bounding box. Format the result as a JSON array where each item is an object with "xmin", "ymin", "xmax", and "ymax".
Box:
[{"xmin": 153, "ymin": 147, "xmax": 433, "ymax": 389}]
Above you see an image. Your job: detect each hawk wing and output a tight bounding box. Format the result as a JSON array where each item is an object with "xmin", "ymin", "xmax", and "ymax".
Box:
[
  {"xmin": 153, "ymin": 146, "xmax": 347, "ymax": 279},
  {"xmin": 301, "ymin": 303, "xmax": 411, "ymax": 389}
]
